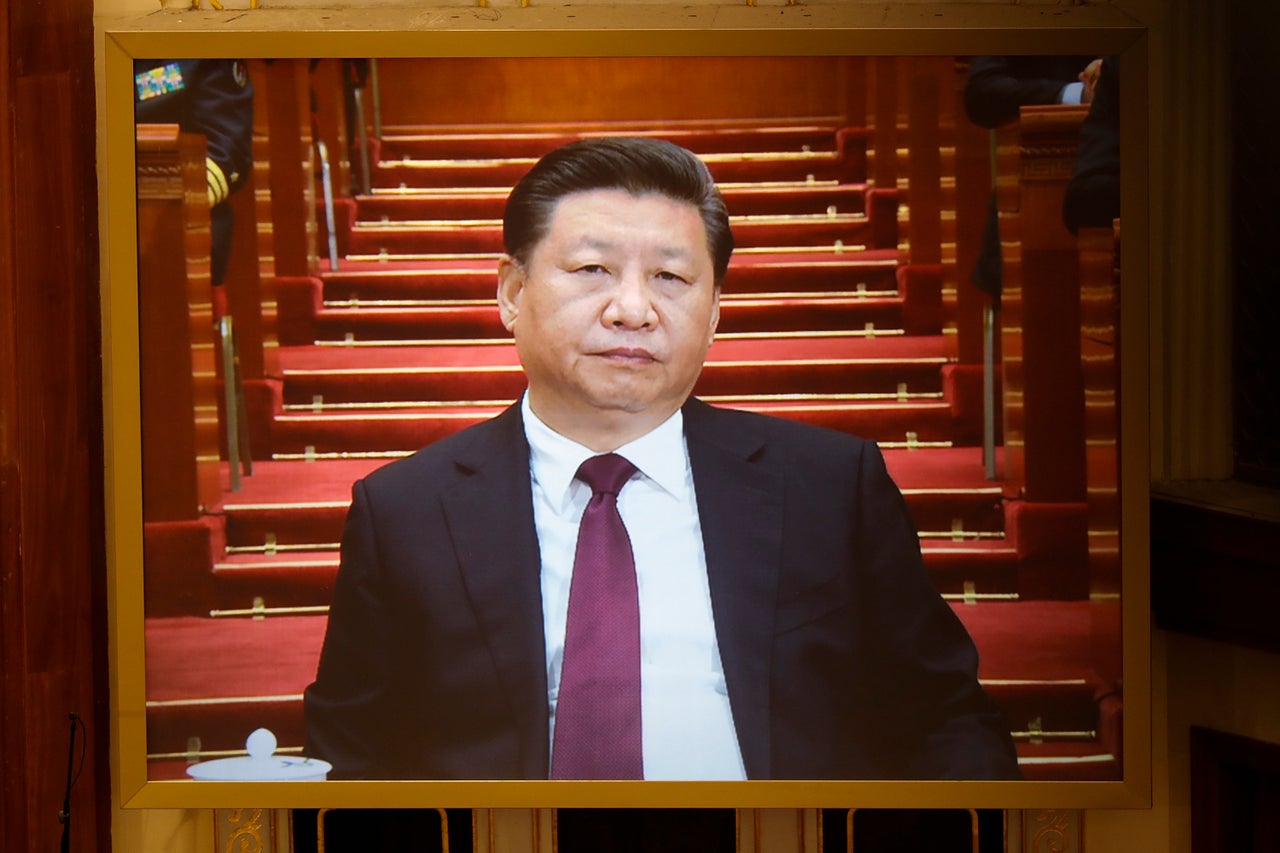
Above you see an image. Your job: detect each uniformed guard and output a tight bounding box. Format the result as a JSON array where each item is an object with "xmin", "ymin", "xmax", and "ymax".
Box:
[{"xmin": 134, "ymin": 59, "xmax": 254, "ymax": 289}]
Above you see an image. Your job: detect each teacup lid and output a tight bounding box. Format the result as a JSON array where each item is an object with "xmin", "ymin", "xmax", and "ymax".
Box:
[{"xmin": 186, "ymin": 728, "xmax": 332, "ymax": 781}]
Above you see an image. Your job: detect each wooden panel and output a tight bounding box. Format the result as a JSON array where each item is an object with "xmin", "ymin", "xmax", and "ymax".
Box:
[
  {"xmin": 375, "ymin": 57, "xmax": 848, "ymax": 127},
  {"xmin": 867, "ymin": 56, "xmax": 900, "ymax": 192},
  {"xmin": 260, "ymin": 58, "xmax": 318, "ymax": 278},
  {"xmin": 1000, "ymin": 105, "xmax": 1089, "ymax": 502},
  {"xmin": 904, "ymin": 58, "xmax": 945, "ymax": 266},
  {"xmin": 136, "ymin": 125, "xmax": 221, "ymax": 520},
  {"xmin": 225, "ymin": 168, "xmax": 269, "ymax": 382},
  {"xmin": 1078, "ymin": 226, "xmax": 1122, "ymax": 686},
  {"xmin": 1, "ymin": 4, "xmax": 110, "ymax": 841},
  {"xmin": 951, "ymin": 58, "xmax": 994, "ymax": 366},
  {"xmin": 248, "ymin": 62, "xmax": 282, "ymax": 379},
  {"xmin": 1153, "ymin": 497, "xmax": 1280, "ymax": 653},
  {"xmin": 311, "ymin": 59, "xmax": 353, "ymax": 200}
]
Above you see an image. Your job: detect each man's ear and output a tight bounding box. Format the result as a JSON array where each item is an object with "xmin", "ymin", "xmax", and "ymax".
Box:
[{"xmin": 496, "ymin": 256, "xmax": 524, "ymax": 331}]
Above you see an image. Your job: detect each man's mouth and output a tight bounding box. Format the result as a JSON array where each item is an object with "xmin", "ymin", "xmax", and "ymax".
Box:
[{"xmin": 596, "ymin": 347, "xmax": 658, "ymax": 365}]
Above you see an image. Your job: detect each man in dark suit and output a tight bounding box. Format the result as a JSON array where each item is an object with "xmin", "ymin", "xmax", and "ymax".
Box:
[{"xmin": 304, "ymin": 137, "xmax": 1020, "ymax": 781}]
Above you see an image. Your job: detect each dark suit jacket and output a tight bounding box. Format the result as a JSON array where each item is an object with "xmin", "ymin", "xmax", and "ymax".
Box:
[{"xmin": 304, "ymin": 399, "xmax": 1020, "ymax": 780}]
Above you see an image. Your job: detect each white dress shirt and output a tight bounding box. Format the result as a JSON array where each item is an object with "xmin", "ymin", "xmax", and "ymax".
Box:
[{"xmin": 522, "ymin": 394, "xmax": 747, "ymax": 780}]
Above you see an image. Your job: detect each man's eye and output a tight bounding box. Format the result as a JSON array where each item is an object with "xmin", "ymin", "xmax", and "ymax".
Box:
[
  {"xmin": 575, "ymin": 264, "xmax": 607, "ymax": 275},
  {"xmin": 656, "ymin": 270, "xmax": 690, "ymax": 284}
]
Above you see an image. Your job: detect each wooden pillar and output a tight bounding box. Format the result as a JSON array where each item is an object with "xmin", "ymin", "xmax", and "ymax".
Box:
[
  {"xmin": 1000, "ymin": 105, "xmax": 1089, "ymax": 502},
  {"xmin": 136, "ymin": 125, "xmax": 222, "ymax": 520},
  {"xmin": 867, "ymin": 57, "xmax": 900, "ymax": 197},
  {"xmin": 311, "ymin": 58, "xmax": 354, "ymax": 200},
  {"xmin": 950, "ymin": 58, "xmax": 994, "ymax": 366},
  {"xmin": 1079, "ymin": 224, "xmax": 1123, "ymax": 688},
  {"xmin": 0, "ymin": 0, "xmax": 111, "ymax": 848},
  {"xmin": 257, "ymin": 58, "xmax": 319, "ymax": 279},
  {"xmin": 839, "ymin": 56, "xmax": 868, "ymax": 130}
]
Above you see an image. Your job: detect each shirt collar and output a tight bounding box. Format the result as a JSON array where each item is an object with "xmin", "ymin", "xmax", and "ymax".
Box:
[{"xmin": 522, "ymin": 394, "xmax": 689, "ymax": 510}]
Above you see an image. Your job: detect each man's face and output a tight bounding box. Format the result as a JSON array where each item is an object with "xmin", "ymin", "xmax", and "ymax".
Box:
[{"xmin": 498, "ymin": 189, "xmax": 721, "ymax": 446}]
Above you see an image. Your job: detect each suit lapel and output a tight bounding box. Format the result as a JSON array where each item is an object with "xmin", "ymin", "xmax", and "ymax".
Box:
[
  {"xmin": 683, "ymin": 399, "xmax": 783, "ymax": 780},
  {"xmin": 440, "ymin": 404, "xmax": 551, "ymax": 778}
]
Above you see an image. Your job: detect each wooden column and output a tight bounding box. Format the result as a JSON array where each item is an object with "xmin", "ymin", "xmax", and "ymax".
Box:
[
  {"xmin": 224, "ymin": 165, "xmax": 269, "ymax": 382},
  {"xmin": 950, "ymin": 58, "xmax": 995, "ymax": 366},
  {"xmin": 867, "ymin": 57, "xmax": 901, "ymax": 198},
  {"xmin": 257, "ymin": 58, "xmax": 319, "ymax": 279},
  {"xmin": 903, "ymin": 57, "xmax": 945, "ymax": 268},
  {"xmin": 1079, "ymin": 224, "xmax": 1123, "ymax": 688},
  {"xmin": 0, "ymin": 0, "xmax": 110, "ymax": 848},
  {"xmin": 999, "ymin": 105, "xmax": 1089, "ymax": 502},
  {"xmin": 136, "ymin": 125, "xmax": 222, "ymax": 520},
  {"xmin": 311, "ymin": 59, "xmax": 354, "ymax": 201}
]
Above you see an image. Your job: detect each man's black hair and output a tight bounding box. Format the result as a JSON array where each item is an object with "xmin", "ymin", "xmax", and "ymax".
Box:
[{"xmin": 502, "ymin": 136, "xmax": 734, "ymax": 286}]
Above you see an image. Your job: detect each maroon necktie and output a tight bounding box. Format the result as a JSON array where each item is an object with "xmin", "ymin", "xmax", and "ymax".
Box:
[{"xmin": 551, "ymin": 453, "xmax": 643, "ymax": 780}]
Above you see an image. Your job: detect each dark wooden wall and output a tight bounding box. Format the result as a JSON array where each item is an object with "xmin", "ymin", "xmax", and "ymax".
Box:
[
  {"xmin": 0, "ymin": 0, "xmax": 111, "ymax": 851},
  {"xmin": 375, "ymin": 57, "xmax": 856, "ymax": 126}
]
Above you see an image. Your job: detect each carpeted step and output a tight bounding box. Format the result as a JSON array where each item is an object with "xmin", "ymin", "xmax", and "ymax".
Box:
[
  {"xmin": 275, "ymin": 337, "xmax": 953, "ymax": 407},
  {"xmin": 144, "ymin": 614, "xmax": 326, "ymax": 761},
  {"xmin": 375, "ymin": 124, "xmax": 843, "ymax": 161},
  {"xmin": 313, "ymin": 302, "xmax": 509, "ymax": 342},
  {"xmin": 218, "ymin": 491, "xmax": 1010, "ymax": 556},
  {"xmin": 270, "ymin": 405, "xmax": 505, "ymax": 456},
  {"xmin": 920, "ymin": 540, "xmax": 1019, "ymax": 597},
  {"xmin": 307, "ymin": 295, "xmax": 912, "ymax": 344},
  {"xmin": 1016, "ymin": 743, "xmax": 1120, "ymax": 781},
  {"xmin": 141, "ymin": 597, "xmax": 1109, "ymax": 777},
  {"xmin": 318, "ymin": 252, "xmax": 902, "ymax": 302},
  {"xmin": 206, "ymin": 542, "xmax": 1021, "ymax": 614},
  {"xmin": 372, "ymin": 144, "xmax": 867, "ymax": 191},
  {"xmin": 342, "ymin": 212, "xmax": 891, "ymax": 257},
  {"xmin": 356, "ymin": 182, "xmax": 871, "ymax": 224},
  {"xmin": 729, "ymin": 399, "xmax": 961, "ymax": 444},
  {"xmin": 212, "ymin": 550, "xmax": 340, "ymax": 611},
  {"xmin": 269, "ymin": 399, "xmax": 962, "ymax": 457},
  {"xmin": 212, "ymin": 449, "xmax": 1008, "ymax": 548}
]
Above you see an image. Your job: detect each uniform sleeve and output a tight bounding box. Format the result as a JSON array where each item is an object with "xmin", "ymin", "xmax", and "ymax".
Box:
[{"xmin": 185, "ymin": 59, "xmax": 255, "ymax": 205}]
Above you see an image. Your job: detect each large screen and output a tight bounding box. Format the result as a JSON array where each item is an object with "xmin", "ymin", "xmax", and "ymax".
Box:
[{"xmin": 101, "ymin": 6, "xmax": 1150, "ymax": 810}]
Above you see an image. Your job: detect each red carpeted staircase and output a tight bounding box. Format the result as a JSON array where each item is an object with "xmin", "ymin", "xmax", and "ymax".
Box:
[{"xmin": 143, "ymin": 120, "xmax": 1120, "ymax": 782}]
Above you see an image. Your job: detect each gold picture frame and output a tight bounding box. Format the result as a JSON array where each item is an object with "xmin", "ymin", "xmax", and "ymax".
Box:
[{"xmin": 101, "ymin": 3, "xmax": 1151, "ymax": 811}]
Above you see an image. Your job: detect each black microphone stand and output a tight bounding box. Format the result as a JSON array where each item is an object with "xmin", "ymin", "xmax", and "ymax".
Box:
[{"xmin": 58, "ymin": 712, "xmax": 78, "ymax": 853}]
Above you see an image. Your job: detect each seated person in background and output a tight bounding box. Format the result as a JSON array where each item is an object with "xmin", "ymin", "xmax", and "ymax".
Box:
[
  {"xmin": 134, "ymin": 59, "xmax": 254, "ymax": 292},
  {"xmin": 1064, "ymin": 56, "xmax": 1121, "ymax": 234},
  {"xmin": 964, "ymin": 55, "xmax": 1102, "ymax": 129},
  {"xmin": 304, "ymin": 137, "xmax": 1021, "ymax": 782},
  {"xmin": 964, "ymin": 55, "xmax": 1101, "ymax": 300}
]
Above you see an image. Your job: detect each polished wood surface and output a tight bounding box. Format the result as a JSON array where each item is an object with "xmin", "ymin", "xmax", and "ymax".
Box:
[
  {"xmin": 311, "ymin": 58, "xmax": 353, "ymax": 203},
  {"xmin": 376, "ymin": 57, "xmax": 851, "ymax": 127},
  {"xmin": 0, "ymin": 0, "xmax": 109, "ymax": 848},
  {"xmin": 999, "ymin": 105, "xmax": 1090, "ymax": 503},
  {"xmin": 950, "ymin": 58, "xmax": 994, "ymax": 366},
  {"xmin": 225, "ymin": 170, "xmax": 269, "ymax": 382},
  {"xmin": 258, "ymin": 58, "xmax": 318, "ymax": 279},
  {"xmin": 1078, "ymin": 225, "xmax": 1122, "ymax": 688},
  {"xmin": 136, "ymin": 125, "xmax": 222, "ymax": 521},
  {"xmin": 903, "ymin": 57, "xmax": 947, "ymax": 267}
]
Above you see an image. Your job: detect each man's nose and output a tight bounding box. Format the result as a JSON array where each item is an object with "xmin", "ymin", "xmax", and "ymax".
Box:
[{"xmin": 605, "ymin": 271, "xmax": 658, "ymax": 329}]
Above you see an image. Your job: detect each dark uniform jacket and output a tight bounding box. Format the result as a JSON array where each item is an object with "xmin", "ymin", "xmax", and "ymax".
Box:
[{"xmin": 134, "ymin": 59, "xmax": 254, "ymax": 286}]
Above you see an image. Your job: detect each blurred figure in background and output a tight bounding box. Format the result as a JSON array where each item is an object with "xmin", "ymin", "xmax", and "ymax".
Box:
[{"xmin": 134, "ymin": 59, "xmax": 254, "ymax": 299}]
